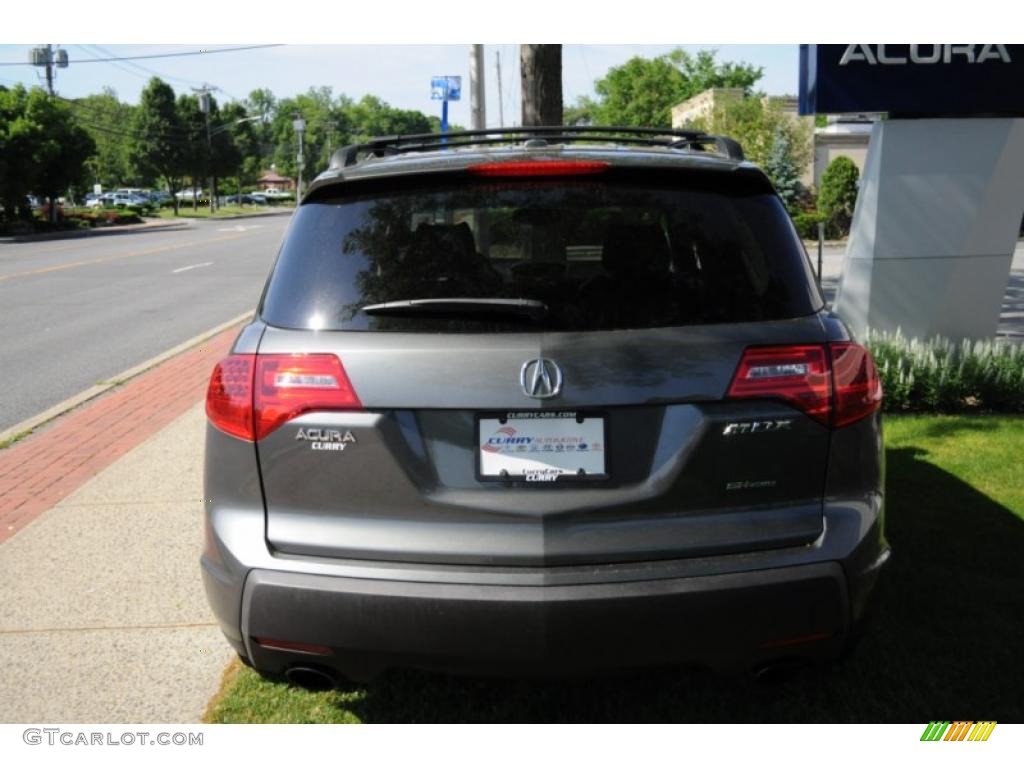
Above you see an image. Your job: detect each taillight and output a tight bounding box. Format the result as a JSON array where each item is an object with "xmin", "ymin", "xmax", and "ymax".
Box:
[
  {"xmin": 206, "ymin": 354, "xmax": 256, "ymax": 440},
  {"xmin": 205, "ymin": 353, "xmax": 362, "ymax": 441},
  {"xmin": 726, "ymin": 343, "xmax": 882, "ymax": 428},
  {"xmin": 727, "ymin": 345, "xmax": 831, "ymax": 425},
  {"xmin": 466, "ymin": 160, "xmax": 609, "ymax": 177},
  {"xmin": 254, "ymin": 354, "xmax": 362, "ymax": 440},
  {"xmin": 830, "ymin": 343, "xmax": 883, "ymax": 428}
]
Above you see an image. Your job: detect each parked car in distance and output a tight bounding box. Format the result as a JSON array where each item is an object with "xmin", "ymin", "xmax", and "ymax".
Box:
[
  {"xmin": 247, "ymin": 193, "xmax": 269, "ymax": 206},
  {"xmin": 203, "ymin": 126, "xmax": 888, "ymax": 688},
  {"xmin": 107, "ymin": 192, "xmax": 153, "ymax": 211},
  {"xmin": 260, "ymin": 188, "xmax": 294, "ymax": 201},
  {"xmin": 90, "ymin": 192, "xmax": 117, "ymax": 208}
]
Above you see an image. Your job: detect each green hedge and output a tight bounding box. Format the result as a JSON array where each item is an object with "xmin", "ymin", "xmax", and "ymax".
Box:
[
  {"xmin": 866, "ymin": 331, "xmax": 1024, "ymax": 413},
  {"xmin": 792, "ymin": 211, "xmax": 825, "ymax": 240}
]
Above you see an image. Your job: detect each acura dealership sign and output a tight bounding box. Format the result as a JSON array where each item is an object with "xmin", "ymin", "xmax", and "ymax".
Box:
[{"xmin": 799, "ymin": 44, "xmax": 1024, "ymax": 115}]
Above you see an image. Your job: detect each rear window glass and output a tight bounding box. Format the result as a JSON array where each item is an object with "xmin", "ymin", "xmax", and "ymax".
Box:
[{"xmin": 260, "ymin": 176, "xmax": 822, "ymax": 332}]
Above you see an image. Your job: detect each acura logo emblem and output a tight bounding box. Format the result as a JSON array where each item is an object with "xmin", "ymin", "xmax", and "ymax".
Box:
[{"xmin": 520, "ymin": 358, "xmax": 562, "ymax": 399}]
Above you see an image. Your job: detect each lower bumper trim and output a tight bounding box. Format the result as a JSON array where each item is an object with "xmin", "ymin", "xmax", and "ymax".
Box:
[{"xmin": 240, "ymin": 561, "xmax": 850, "ymax": 679}]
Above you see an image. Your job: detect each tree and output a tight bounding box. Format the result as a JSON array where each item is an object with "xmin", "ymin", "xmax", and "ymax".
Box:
[
  {"xmin": 0, "ymin": 85, "xmax": 35, "ymax": 221},
  {"xmin": 130, "ymin": 78, "xmax": 187, "ymax": 214},
  {"xmin": 0, "ymin": 85, "xmax": 93, "ymax": 223},
  {"xmin": 762, "ymin": 127, "xmax": 802, "ymax": 211},
  {"xmin": 74, "ymin": 88, "xmax": 135, "ymax": 189},
  {"xmin": 26, "ymin": 91, "xmax": 95, "ymax": 219},
  {"xmin": 205, "ymin": 96, "xmax": 240, "ymax": 205},
  {"xmin": 521, "ymin": 44, "xmax": 562, "ymax": 126},
  {"xmin": 267, "ymin": 91, "xmax": 435, "ymax": 186},
  {"xmin": 268, "ymin": 87, "xmax": 339, "ymax": 184},
  {"xmin": 572, "ymin": 48, "xmax": 762, "ymax": 128},
  {"xmin": 818, "ymin": 156, "xmax": 860, "ymax": 236},
  {"xmin": 694, "ymin": 96, "xmax": 812, "ymax": 182},
  {"xmin": 237, "ymin": 88, "xmax": 278, "ymax": 188},
  {"xmin": 176, "ymin": 93, "xmax": 209, "ymax": 209},
  {"xmin": 215, "ymin": 101, "xmax": 251, "ymax": 197},
  {"xmin": 344, "ymin": 94, "xmax": 432, "ymax": 141}
]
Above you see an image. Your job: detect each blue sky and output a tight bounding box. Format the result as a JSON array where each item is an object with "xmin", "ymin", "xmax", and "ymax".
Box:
[{"xmin": 0, "ymin": 44, "xmax": 799, "ymax": 126}]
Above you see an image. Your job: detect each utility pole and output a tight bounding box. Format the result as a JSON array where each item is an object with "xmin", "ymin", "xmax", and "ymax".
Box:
[
  {"xmin": 495, "ymin": 50, "xmax": 505, "ymax": 127},
  {"xmin": 469, "ymin": 45, "xmax": 486, "ymax": 131},
  {"xmin": 293, "ymin": 115, "xmax": 306, "ymax": 201},
  {"xmin": 520, "ymin": 44, "xmax": 562, "ymax": 127},
  {"xmin": 194, "ymin": 85, "xmax": 216, "ymax": 213},
  {"xmin": 44, "ymin": 44, "xmax": 54, "ymax": 96},
  {"xmin": 29, "ymin": 44, "xmax": 68, "ymax": 97},
  {"xmin": 29, "ymin": 44, "xmax": 68, "ymax": 221}
]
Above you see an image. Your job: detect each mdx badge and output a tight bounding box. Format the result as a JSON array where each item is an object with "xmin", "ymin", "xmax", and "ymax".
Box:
[
  {"xmin": 722, "ymin": 419, "xmax": 793, "ymax": 436},
  {"xmin": 296, "ymin": 428, "xmax": 356, "ymax": 452}
]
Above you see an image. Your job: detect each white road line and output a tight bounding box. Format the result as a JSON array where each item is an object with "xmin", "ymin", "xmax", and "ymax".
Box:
[
  {"xmin": 216, "ymin": 224, "xmax": 264, "ymax": 232},
  {"xmin": 172, "ymin": 261, "xmax": 214, "ymax": 274}
]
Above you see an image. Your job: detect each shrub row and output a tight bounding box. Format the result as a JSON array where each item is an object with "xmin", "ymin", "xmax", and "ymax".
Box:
[
  {"xmin": 866, "ymin": 331, "xmax": 1024, "ymax": 413},
  {"xmin": 65, "ymin": 210, "xmax": 144, "ymax": 227},
  {"xmin": 0, "ymin": 210, "xmax": 143, "ymax": 235}
]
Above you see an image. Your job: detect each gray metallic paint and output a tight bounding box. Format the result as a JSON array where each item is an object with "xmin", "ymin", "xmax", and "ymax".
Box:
[{"xmin": 200, "ymin": 140, "xmax": 887, "ymax": 676}]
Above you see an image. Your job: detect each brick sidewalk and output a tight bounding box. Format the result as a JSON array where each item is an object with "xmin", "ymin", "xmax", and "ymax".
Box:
[{"xmin": 0, "ymin": 325, "xmax": 240, "ymax": 544}]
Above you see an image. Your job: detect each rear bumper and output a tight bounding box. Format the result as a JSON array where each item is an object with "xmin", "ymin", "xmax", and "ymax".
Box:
[{"xmin": 233, "ymin": 561, "xmax": 855, "ymax": 680}]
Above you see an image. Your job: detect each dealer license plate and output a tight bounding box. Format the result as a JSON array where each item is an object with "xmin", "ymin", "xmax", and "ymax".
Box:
[{"xmin": 477, "ymin": 412, "xmax": 606, "ymax": 482}]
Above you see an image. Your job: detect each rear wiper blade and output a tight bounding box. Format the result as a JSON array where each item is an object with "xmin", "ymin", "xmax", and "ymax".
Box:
[{"xmin": 361, "ymin": 298, "xmax": 549, "ymax": 321}]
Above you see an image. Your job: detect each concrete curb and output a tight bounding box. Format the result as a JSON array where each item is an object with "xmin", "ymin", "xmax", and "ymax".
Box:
[
  {"xmin": 0, "ymin": 310, "xmax": 253, "ymax": 447},
  {"xmin": 210, "ymin": 209, "xmax": 293, "ymax": 220},
  {"xmin": 169, "ymin": 209, "xmax": 294, "ymax": 223},
  {"xmin": 0, "ymin": 219, "xmax": 191, "ymax": 244},
  {"xmin": 802, "ymin": 240, "xmax": 848, "ymax": 249}
]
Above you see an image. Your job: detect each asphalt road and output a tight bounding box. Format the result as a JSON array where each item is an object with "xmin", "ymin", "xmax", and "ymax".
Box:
[{"xmin": 0, "ymin": 214, "xmax": 290, "ymax": 432}]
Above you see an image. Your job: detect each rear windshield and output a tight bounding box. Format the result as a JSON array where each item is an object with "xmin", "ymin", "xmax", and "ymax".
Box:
[{"xmin": 260, "ymin": 176, "xmax": 822, "ymax": 332}]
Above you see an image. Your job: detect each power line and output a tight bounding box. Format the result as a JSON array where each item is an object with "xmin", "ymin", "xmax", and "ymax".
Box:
[
  {"xmin": 65, "ymin": 98, "xmax": 270, "ymax": 147},
  {"xmin": 0, "ymin": 44, "xmax": 284, "ymax": 67},
  {"xmin": 74, "ymin": 44, "xmax": 157, "ymax": 87},
  {"xmin": 78, "ymin": 43, "xmax": 202, "ymax": 89}
]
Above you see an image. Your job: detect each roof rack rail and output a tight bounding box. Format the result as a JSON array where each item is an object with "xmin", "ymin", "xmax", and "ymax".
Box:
[{"xmin": 330, "ymin": 125, "xmax": 745, "ymax": 169}]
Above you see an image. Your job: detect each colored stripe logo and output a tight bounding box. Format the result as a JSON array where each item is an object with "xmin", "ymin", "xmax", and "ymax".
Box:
[{"xmin": 920, "ymin": 721, "xmax": 997, "ymax": 741}]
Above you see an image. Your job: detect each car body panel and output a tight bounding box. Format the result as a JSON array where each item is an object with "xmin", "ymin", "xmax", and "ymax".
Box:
[{"xmin": 201, "ymin": 134, "xmax": 888, "ymax": 678}]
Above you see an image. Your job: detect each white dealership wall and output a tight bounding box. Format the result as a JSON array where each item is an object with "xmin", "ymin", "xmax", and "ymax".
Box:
[{"xmin": 832, "ymin": 118, "xmax": 1024, "ymax": 341}]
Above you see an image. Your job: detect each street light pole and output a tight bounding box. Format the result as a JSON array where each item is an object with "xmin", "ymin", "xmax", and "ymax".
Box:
[
  {"xmin": 470, "ymin": 44, "xmax": 486, "ymax": 131},
  {"xmin": 293, "ymin": 115, "xmax": 306, "ymax": 201},
  {"xmin": 195, "ymin": 85, "xmax": 216, "ymax": 213}
]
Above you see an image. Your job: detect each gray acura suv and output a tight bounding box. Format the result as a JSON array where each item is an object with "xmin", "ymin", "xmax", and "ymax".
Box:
[{"xmin": 202, "ymin": 126, "xmax": 888, "ymax": 687}]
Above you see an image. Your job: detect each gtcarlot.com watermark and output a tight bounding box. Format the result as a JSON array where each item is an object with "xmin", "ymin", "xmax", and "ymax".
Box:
[{"xmin": 23, "ymin": 728, "xmax": 202, "ymax": 747}]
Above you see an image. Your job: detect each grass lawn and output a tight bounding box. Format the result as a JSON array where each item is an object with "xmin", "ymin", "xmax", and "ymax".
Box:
[
  {"xmin": 153, "ymin": 204, "xmax": 292, "ymax": 219},
  {"xmin": 204, "ymin": 414, "xmax": 1024, "ymax": 723}
]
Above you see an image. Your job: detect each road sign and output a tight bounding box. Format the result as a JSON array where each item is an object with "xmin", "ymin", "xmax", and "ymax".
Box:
[{"xmin": 431, "ymin": 76, "xmax": 462, "ymax": 101}]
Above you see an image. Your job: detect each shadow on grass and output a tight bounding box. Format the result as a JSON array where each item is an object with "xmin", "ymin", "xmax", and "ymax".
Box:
[
  {"xmin": 241, "ymin": 445, "xmax": 1024, "ymax": 723},
  {"xmin": 918, "ymin": 417, "xmax": 1002, "ymax": 440}
]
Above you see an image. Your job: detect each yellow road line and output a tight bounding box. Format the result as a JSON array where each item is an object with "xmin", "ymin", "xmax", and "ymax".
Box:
[{"xmin": 0, "ymin": 232, "xmax": 247, "ymax": 284}]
